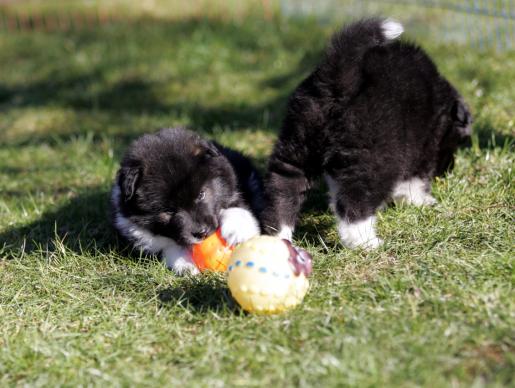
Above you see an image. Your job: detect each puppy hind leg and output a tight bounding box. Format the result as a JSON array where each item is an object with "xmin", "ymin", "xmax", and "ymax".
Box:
[
  {"xmin": 325, "ymin": 174, "xmax": 384, "ymax": 249},
  {"xmin": 391, "ymin": 177, "xmax": 436, "ymax": 206}
]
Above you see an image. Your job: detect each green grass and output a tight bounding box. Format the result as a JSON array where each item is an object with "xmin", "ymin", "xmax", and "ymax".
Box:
[{"xmin": 0, "ymin": 6, "xmax": 514, "ymax": 387}]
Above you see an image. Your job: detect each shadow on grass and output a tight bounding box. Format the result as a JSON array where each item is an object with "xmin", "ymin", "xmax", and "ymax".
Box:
[
  {"xmin": 2, "ymin": 16, "xmax": 510, "ymax": 152},
  {"xmin": 474, "ymin": 120, "xmax": 514, "ymax": 149},
  {"xmin": 158, "ymin": 276, "xmax": 238, "ymax": 313},
  {"xmin": 0, "ymin": 186, "xmax": 239, "ymax": 313},
  {"xmin": 0, "ymin": 69, "xmax": 298, "ymax": 155},
  {"xmin": 0, "ymin": 187, "xmax": 117, "ymax": 257},
  {"xmin": 293, "ymin": 180, "xmax": 336, "ymax": 246},
  {"xmin": 0, "ymin": 17, "xmax": 324, "ymax": 149}
]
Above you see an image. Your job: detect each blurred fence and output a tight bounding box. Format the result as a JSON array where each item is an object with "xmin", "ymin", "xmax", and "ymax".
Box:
[
  {"xmin": 1, "ymin": 0, "xmax": 514, "ymax": 51},
  {"xmin": 281, "ymin": 0, "xmax": 515, "ymax": 51},
  {"xmin": 0, "ymin": 9, "xmax": 119, "ymax": 32}
]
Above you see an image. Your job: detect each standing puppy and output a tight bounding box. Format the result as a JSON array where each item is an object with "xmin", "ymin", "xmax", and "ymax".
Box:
[
  {"xmin": 261, "ymin": 18, "xmax": 472, "ymax": 248},
  {"xmin": 111, "ymin": 128, "xmax": 262, "ymax": 274}
]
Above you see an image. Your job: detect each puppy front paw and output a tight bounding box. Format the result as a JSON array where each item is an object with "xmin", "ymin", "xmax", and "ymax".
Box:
[
  {"xmin": 169, "ymin": 258, "xmax": 200, "ymax": 276},
  {"xmin": 340, "ymin": 234, "xmax": 384, "ymax": 250},
  {"xmin": 419, "ymin": 194, "xmax": 437, "ymax": 206},
  {"xmin": 359, "ymin": 237, "xmax": 383, "ymax": 250},
  {"xmin": 162, "ymin": 245, "xmax": 199, "ymax": 276},
  {"xmin": 220, "ymin": 207, "xmax": 260, "ymax": 246},
  {"xmin": 277, "ymin": 225, "xmax": 294, "ymax": 241},
  {"xmin": 338, "ymin": 216, "xmax": 383, "ymax": 250}
]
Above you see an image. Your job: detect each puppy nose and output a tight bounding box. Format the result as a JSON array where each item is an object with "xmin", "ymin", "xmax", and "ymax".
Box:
[{"xmin": 192, "ymin": 227, "xmax": 210, "ymax": 240}]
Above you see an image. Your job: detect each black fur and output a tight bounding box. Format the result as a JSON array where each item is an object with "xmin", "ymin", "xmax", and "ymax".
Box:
[
  {"xmin": 260, "ymin": 18, "xmax": 472, "ymax": 238},
  {"xmin": 112, "ymin": 127, "xmax": 263, "ymax": 248}
]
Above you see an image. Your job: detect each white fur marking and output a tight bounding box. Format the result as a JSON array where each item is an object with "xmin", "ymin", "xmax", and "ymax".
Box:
[
  {"xmin": 391, "ymin": 178, "xmax": 436, "ymax": 206},
  {"xmin": 111, "ymin": 184, "xmax": 198, "ymax": 275},
  {"xmin": 381, "ymin": 19, "xmax": 404, "ymax": 40},
  {"xmin": 338, "ymin": 216, "xmax": 382, "ymax": 250},
  {"xmin": 220, "ymin": 207, "xmax": 260, "ymax": 246},
  {"xmin": 163, "ymin": 245, "xmax": 199, "ymax": 275},
  {"xmin": 277, "ymin": 225, "xmax": 293, "ymax": 241}
]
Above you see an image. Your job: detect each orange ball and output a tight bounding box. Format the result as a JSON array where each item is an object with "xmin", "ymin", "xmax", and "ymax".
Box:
[{"xmin": 191, "ymin": 229, "xmax": 234, "ymax": 272}]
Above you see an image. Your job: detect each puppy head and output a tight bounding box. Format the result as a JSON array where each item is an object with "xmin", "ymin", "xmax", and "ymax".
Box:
[
  {"xmin": 436, "ymin": 98, "xmax": 472, "ymax": 176},
  {"xmin": 116, "ymin": 128, "xmax": 238, "ymax": 246}
]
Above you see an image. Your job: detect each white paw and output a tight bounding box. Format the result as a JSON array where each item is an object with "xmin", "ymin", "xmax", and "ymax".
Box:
[
  {"xmin": 391, "ymin": 178, "xmax": 436, "ymax": 207},
  {"xmin": 419, "ymin": 194, "xmax": 437, "ymax": 206},
  {"xmin": 338, "ymin": 216, "xmax": 382, "ymax": 250},
  {"xmin": 277, "ymin": 224, "xmax": 293, "ymax": 241},
  {"xmin": 220, "ymin": 207, "xmax": 260, "ymax": 246},
  {"xmin": 169, "ymin": 259, "xmax": 200, "ymax": 276},
  {"xmin": 360, "ymin": 236, "xmax": 384, "ymax": 250},
  {"xmin": 162, "ymin": 244, "xmax": 199, "ymax": 276}
]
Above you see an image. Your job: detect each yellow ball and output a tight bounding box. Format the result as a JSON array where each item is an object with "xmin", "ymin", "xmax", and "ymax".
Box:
[{"xmin": 227, "ymin": 236, "xmax": 311, "ymax": 314}]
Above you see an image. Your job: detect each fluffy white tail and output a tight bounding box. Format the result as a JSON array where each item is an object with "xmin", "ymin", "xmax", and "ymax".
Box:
[
  {"xmin": 320, "ymin": 18, "xmax": 406, "ymax": 97},
  {"xmin": 381, "ymin": 19, "xmax": 404, "ymax": 40}
]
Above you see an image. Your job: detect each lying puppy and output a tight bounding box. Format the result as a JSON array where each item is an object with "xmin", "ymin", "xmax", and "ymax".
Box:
[
  {"xmin": 261, "ymin": 18, "xmax": 472, "ymax": 248},
  {"xmin": 111, "ymin": 127, "xmax": 262, "ymax": 274}
]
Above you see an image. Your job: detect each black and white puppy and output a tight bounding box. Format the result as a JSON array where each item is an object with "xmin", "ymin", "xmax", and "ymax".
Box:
[
  {"xmin": 260, "ymin": 18, "xmax": 472, "ymax": 248},
  {"xmin": 111, "ymin": 127, "xmax": 262, "ymax": 274}
]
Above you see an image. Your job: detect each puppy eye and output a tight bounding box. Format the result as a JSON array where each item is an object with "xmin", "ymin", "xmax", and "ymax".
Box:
[{"xmin": 197, "ymin": 191, "xmax": 206, "ymax": 202}]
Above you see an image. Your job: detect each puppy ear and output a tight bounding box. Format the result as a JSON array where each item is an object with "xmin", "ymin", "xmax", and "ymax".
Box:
[
  {"xmin": 205, "ymin": 141, "xmax": 221, "ymax": 158},
  {"xmin": 451, "ymin": 100, "xmax": 472, "ymax": 138},
  {"xmin": 193, "ymin": 140, "xmax": 221, "ymax": 159},
  {"xmin": 119, "ymin": 166, "xmax": 141, "ymax": 202}
]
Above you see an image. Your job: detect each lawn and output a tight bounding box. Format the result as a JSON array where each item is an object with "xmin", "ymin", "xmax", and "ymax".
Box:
[{"xmin": 0, "ymin": 2, "xmax": 514, "ymax": 387}]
